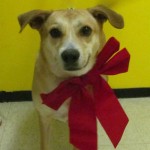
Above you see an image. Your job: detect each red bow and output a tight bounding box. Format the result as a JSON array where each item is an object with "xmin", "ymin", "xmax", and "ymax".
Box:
[{"xmin": 41, "ymin": 37, "xmax": 130, "ymax": 150}]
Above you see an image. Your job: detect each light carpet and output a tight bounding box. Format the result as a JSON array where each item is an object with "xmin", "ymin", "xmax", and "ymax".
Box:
[{"xmin": 0, "ymin": 98, "xmax": 150, "ymax": 150}]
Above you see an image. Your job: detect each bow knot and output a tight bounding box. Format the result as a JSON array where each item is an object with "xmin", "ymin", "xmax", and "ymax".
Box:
[{"xmin": 41, "ymin": 37, "xmax": 130, "ymax": 150}]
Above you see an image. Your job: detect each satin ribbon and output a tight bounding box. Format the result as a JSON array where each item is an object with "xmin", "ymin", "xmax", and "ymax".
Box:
[{"xmin": 41, "ymin": 37, "xmax": 130, "ymax": 150}]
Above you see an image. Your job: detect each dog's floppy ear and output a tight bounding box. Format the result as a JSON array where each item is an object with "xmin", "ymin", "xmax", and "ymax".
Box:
[
  {"xmin": 88, "ymin": 5, "xmax": 124, "ymax": 29},
  {"xmin": 18, "ymin": 10, "xmax": 52, "ymax": 32}
]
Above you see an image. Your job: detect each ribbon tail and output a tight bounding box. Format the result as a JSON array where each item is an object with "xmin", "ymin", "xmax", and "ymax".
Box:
[
  {"xmin": 94, "ymin": 78, "xmax": 129, "ymax": 147},
  {"xmin": 69, "ymin": 88, "xmax": 97, "ymax": 150}
]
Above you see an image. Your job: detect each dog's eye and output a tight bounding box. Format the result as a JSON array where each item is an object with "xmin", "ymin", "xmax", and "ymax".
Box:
[
  {"xmin": 49, "ymin": 28, "xmax": 62, "ymax": 38},
  {"xmin": 80, "ymin": 26, "xmax": 92, "ymax": 36}
]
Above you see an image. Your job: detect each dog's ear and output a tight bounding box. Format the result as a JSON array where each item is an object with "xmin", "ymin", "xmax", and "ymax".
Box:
[
  {"xmin": 88, "ymin": 5, "xmax": 124, "ymax": 29},
  {"xmin": 18, "ymin": 10, "xmax": 52, "ymax": 32}
]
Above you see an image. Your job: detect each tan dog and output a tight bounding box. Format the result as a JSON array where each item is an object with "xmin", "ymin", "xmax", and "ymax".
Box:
[{"xmin": 18, "ymin": 5, "xmax": 124, "ymax": 150}]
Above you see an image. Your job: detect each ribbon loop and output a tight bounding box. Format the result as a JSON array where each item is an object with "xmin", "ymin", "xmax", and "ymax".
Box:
[
  {"xmin": 99, "ymin": 48, "xmax": 130, "ymax": 75},
  {"xmin": 41, "ymin": 82, "xmax": 75, "ymax": 110},
  {"xmin": 95, "ymin": 37, "xmax": 120, "ymax": 68}
]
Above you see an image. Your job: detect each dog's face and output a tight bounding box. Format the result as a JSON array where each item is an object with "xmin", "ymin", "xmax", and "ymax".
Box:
[
  {"xmin": 40, "ymin": 9, "xmax": 104, "ymax": 77},
  {"xmin": 18, "ymin": 5, "xmax": 124, "ymax": 78}
]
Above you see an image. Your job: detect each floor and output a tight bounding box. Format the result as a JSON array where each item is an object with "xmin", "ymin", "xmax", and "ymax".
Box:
[{"xmin": 0, "ymin": 97, "xmax": 150, "ymax": 150}]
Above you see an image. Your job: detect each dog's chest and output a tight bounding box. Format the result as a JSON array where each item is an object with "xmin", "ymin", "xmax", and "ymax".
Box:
[{"xmin": 50, "ymin": 98, "xmax": 71, "ymax": 122}]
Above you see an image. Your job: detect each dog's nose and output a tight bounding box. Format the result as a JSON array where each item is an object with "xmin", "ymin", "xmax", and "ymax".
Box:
[{"xmin": 61, "ymin": 49, "xmax": 80, "ymax": 64}]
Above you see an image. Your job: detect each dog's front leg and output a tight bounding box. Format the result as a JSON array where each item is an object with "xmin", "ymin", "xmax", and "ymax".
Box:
[{"xmin": 38, "ymin": 113, "xmax": 53, "ymax": 150}]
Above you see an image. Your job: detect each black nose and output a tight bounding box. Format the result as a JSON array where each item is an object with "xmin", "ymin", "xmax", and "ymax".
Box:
[{"xmin": 61, "ymin": 49, "xmax": 80, "ymax": 64}]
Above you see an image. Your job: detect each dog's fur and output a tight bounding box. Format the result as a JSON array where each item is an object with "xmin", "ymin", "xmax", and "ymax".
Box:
[{"xmin": 18, "ymin": 5, "xmax": 124, "ymax": 150}]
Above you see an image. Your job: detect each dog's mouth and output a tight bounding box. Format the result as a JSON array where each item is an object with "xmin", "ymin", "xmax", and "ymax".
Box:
[{"xmin": 64, "ymin": 55, "xmax": 90, "ymax": 71}]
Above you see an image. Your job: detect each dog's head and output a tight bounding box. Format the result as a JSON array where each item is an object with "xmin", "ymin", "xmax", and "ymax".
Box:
[{"xmin": 18, "ymin": 5, "xmax": 124, "ymax": 78}]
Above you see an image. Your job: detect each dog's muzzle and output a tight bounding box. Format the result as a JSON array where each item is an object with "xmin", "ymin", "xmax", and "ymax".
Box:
[{"xmin": 61, "ymin": 49, "xmax": 80, "ymax": 71}]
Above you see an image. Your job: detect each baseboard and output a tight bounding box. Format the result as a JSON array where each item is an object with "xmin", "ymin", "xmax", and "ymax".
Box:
[
  {"xmin": 114, "ymin": 88, "xmax": 150, "ymax": 98},
  {"xmin": 0, "ymin": 91, "xmax": 31, "ymax": 102},
  {"xmin": 0, "ymin": 88, "xmax": 150, "ymax": 102}
]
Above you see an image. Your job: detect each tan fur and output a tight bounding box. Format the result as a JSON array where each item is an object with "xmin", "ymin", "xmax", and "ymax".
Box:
[{"xmin": 18, "ymin": 5, "xmax": 124, "ymax": 150}]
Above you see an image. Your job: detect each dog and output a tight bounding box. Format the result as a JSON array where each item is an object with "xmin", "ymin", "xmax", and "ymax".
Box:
[{"xmin": 18, "ymin": 5, "xmax": 124, "ymax": 150}]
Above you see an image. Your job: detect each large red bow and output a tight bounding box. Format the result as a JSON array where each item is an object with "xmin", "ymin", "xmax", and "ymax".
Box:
[{"xmin": 41, "ymin": 37, "xmax": 130, "ymax": 150}]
